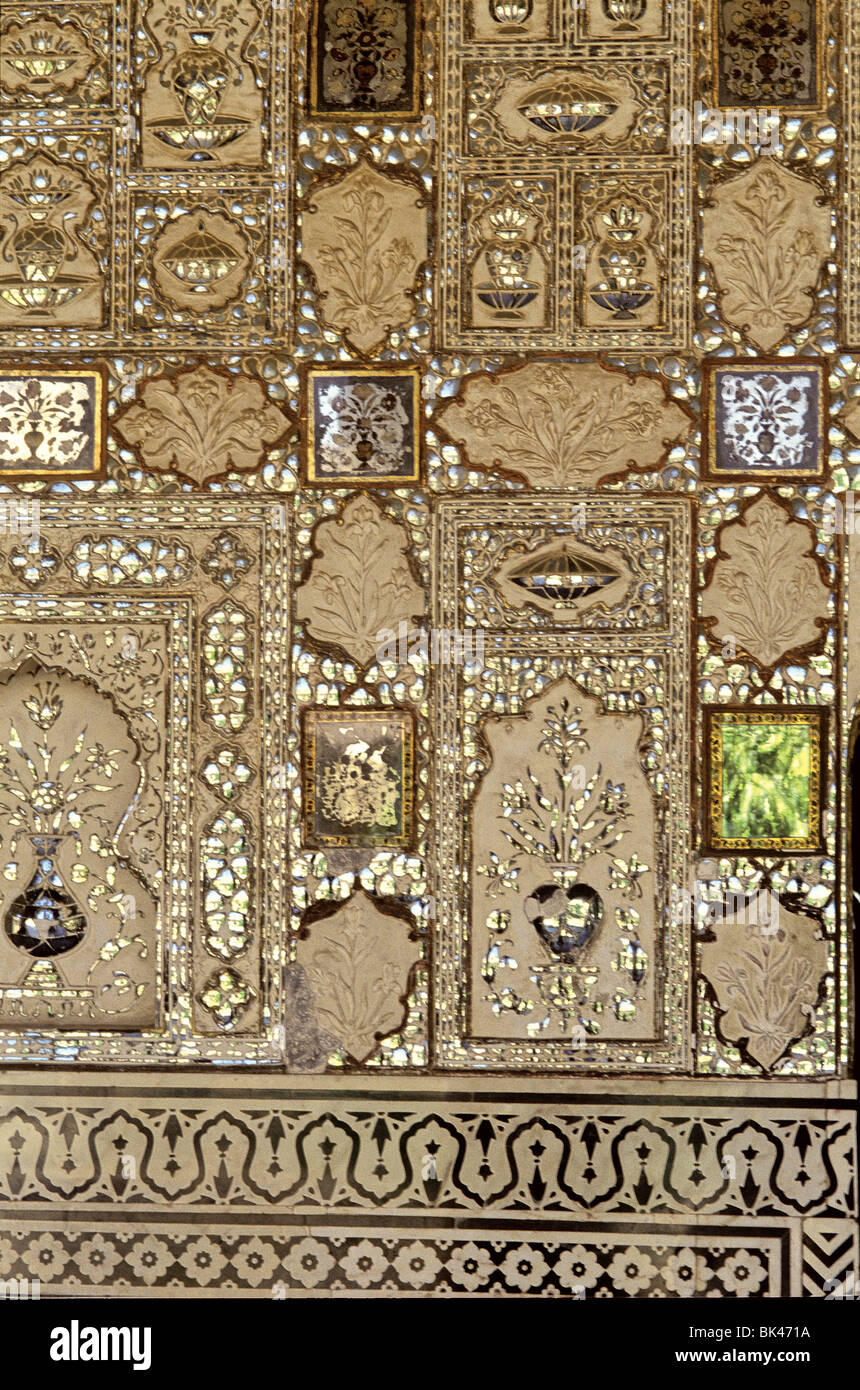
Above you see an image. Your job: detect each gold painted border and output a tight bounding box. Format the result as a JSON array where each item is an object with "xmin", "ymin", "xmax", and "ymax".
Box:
[
  {"xmin": 702, "ymin": 357, "xmax": 828, "ymax": 483},
  {"xmin": 307, "ymin": 0, "xmax": 422, "ymax": 120},
  {"xmin": 709, "ymin": 0, "xmax": 825, "ymax": 114}
]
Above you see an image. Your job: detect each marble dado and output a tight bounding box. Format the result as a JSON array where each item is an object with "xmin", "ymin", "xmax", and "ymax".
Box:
[{"xmin": 0, "ymin": 1075, "xmax": 854, "ymax": 1295}]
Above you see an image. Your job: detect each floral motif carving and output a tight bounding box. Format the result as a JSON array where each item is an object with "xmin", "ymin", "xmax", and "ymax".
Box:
[
  {"xmin": 715, "ymin": 0, "xmax": 819, "ymax": 108},
  {"xmin": 139, "ymin": 0, "xmax": 266, "ymax": 167},
  {"xmin": 700, "ymin": 892, "xmax": 828, "ymax": 1071},
  {"xmin": 113, "ymin": 365, "xmax": 291, "ymax": 485},
  {"xmin": 197, "ymin": 966, "xmax": 256, "ymax": 1029},
  {"xmin": 584, "ymin": 0, "xmax": 664, "ymax": 38},
  {"xmin": 201, "ymin": 599, "xmax": 254, "ymax": 733},
  {"xmin": 310, "ymin": 0, "xmax": 419, "ymax": 117},
  {"xmin": 0, "ymin": 13, "xmax": 99, "ymax": 98},
  {"xmin": 702, "ymin": 161, "xmax": 830, "ymax": 350},
  {"xmin": 66, "ymin": 535, "xmax": 194, "ymax": 587},
  {"xmin": 435, "ymin": 360, "xmax": 691, "ymax": 487},
  {"xmin": 199, "ymin": 745, "xmax": 254, "ymax": 804},
  {"xmin": 701, "ymin": 494, "xmax": 830, "ymax": 670},
  {"xmin": 201, "ymin": 532, "xmax": 254, "ymax": 590},
  {"xmin": 201, "ymin": 808, "xmax": 254, "ymax": 961},
  {"xmin": 0, "ymin": 154, "xmax": 103, "ymax": 327},
  {"xmin": 704, "ymin": 360, "xmax": 826, "ymax": 480},
  {"xmin": 302, "ymin": 162, "xmax": 428, "ymax": 354},
  {"xmin": 471, "ymin": 679, "xmax": 657, "ymax": 1040},
  {"xmin": 0, "ymin": 369, "xmax": 105, "ymax": 478},
  {"xmin": 297, "ymin": 495, "xmax": 423, "ymax": 665},
  {"xmin": 306, "ymin": 368, "xmax": 420, "ymax": 484},
  {"xmin": 151, "ymin": 210, "xmax": 252, "ymax": 313},
  {"xmin": 6, "ymin": 541, "xmax": 62, "ymax": 589},
  {"xmin": 0, "ymin": 661, "xmax": 158, "ymax": 1029},
  {"xmin": 471, "ymin": 0, "xmax": 552, "ymax": 40},
  {"xmin": 296, "ymin": 891, "xmax": 419, "ymax": 1063},
  {"xmin": 469, "ymin": 191, "xmax": 550, "ymax": 329},
  {"xmin": 584, "ymin": 200, "xmax": 660, "ymax": 327}
]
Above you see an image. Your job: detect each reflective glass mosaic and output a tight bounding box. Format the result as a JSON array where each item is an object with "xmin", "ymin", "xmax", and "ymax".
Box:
[{"xmin": 0, "ymin": 0, "xmax": 855, "ymax": 1300}]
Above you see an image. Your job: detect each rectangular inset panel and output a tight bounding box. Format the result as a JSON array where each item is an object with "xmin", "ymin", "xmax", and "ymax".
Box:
[
  {"xmin": 712, "ymin": 0, "xmax": 822, "ymax": 110},
  {"xmin": 433, "ymin": 494, "xmax": 692, "ymax": 1070},
  {"xmin": 0, "ymin": 366, "xmax": 106, "ymax": 479},
  {"xmin": 309, "ymin": 0, "xmax": 420, "ymax": 118},
  {"xmin": 136, "ymin": 0, "xmax": 270, "ymax": 169},
  {"xmin": 0, "ymin": 497, "xmax": 289, "ymax": 1062},
  {"xmin": 439, "ymin": 0, "xmax": 692, "ymax": 350},
  {"xmin": 0, "ymin": 1, "xmax": 117, "ymax": 115}
]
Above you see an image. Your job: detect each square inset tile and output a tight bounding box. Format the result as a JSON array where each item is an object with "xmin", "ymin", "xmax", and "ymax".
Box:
[
  {"xmin": 713, "ymin": 0, "xmax": 821, "ymax": 110},
  {"xmin": 132, "ymin": 193, "xmax": 272, "ymax": 340},
  {"xmin": 309, "ymin": 0, "xmax": 420, "ymax": 118},
  {"xmin": 0, "ymin": 366, "xmax": 106, "ymax": 478},
  {"xmin": 703, "ymin": 707, "xmax": 826, "ymax": 854},
  {"xmin": 304, "ymin": 367, "xmax": 421, "ymax": 486},
  {"xmin": 703, "ymin": 359, "xmax": 827, "ymax": 482},
  {"xmin": 302, "ymin": 708, "xmax": 415, "ymax": 849}
]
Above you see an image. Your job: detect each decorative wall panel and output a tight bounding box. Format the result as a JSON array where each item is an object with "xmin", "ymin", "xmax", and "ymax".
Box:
[
  {"xmin": 0, "ymin": 0, "xmax": 854, "ymax": 1304},
  {"xmin": 0, "ymin": 1075, "xmax": 854, "ymax": 1295},
  {"xmin": 0, "ymin": 499, "xmax": 290, "ymax": 1061},
  {"xmin": 439, "ymin": 0, "xmax": 693, "ymax": 349},
  {"xmin": 433, "ymin": 494, "xmax": 692, "ymax": 1070}
]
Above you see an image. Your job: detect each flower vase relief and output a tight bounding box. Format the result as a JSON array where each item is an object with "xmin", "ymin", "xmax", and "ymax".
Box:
[
  {"xmin": 0, "ymin": 663, "xmax": 158, "ymax": 1028},
  {"xmin": 584, "ymin": 201, "xmax": 660, "ymax": 328},
  {"xmin": 472, "ymin": 200, "xmax": 547, "ymax": 328}
]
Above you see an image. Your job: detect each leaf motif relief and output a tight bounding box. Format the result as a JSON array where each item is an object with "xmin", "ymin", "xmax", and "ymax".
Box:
[
  {"xmin": 435, "ymin": 360, "xmax": 691, "ymax": 487},
  {"xmin": 295, "ymin": 891, "xmax": 419, "ymax": 1063},
  {"xmin": 113, "ymin": 365, "xmax": 292, "ymax": 484},
  {"xmin": 302, "ymin": 161, "xmax": 428, "ymax": 352},
  {"xmin": 700, "ymin": 892, "xmax": 828, "ymax": 1071},
  {"xmin": 296, "ymin": 495, "xmax": 424, "ymax": 665},
  {"xmin": 702, "ymin": 494, "xmax": 830, "ymax": 669},
  {"xmin": 702, "ymin": 161, "xmax": 830, "ymax": 350}
]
